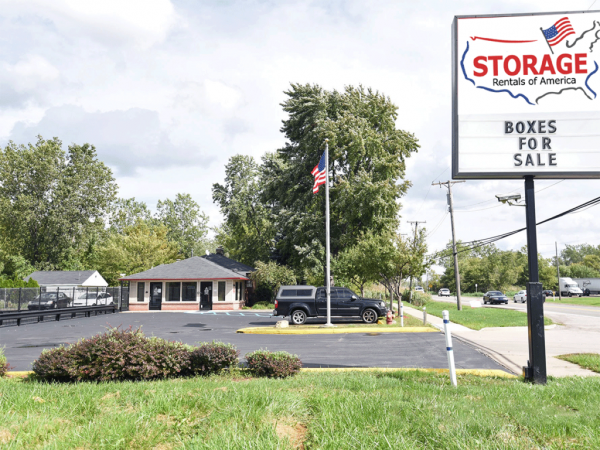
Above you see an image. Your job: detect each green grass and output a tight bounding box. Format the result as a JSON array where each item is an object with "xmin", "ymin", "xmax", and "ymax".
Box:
[
  {"xmin": 557, "ymin": 353, "xmax": 600, "ymax": 373},
  {"xmin": 1, "ymin": 371, "xmax": 600, "ymax": 448},
  {"xmin": 546, "ymin": 297, "xmax": 600, "ymax": 307},
  {"xmin": 423, "ymin": 300, "xmax": 553, "ymax": 330}
]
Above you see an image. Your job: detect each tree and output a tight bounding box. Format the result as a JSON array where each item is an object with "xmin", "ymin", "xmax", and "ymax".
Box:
[
  {"xmin": 377, "ymin": 229, "xmax": 429, "ymax": 304},
  {"xmin": 560, "ymin": 244, "xmax": 600, "ymax": 265},
  {"xmin": 93, "ymin": 223, "xmax": 179, "ymax": 286},
  {"xmin": 261, "ymin": 84, "xmax": 419, "ymax": 276},
  {"xmin": 249, "ymin": 261, "xmax": 297, "ymax": 303},
  {"xmin": 0, "ymin": 137, "xmax": 117, "ymax": 268},
  {"xmin": 109, "ymin": 197, "xmax": 154, "ymax": 233},
  {"xmin": 334, "ymin": 232, "xmax": 382, "ymax": 296},
  {"xmin": 212, "ymin": 155, "xmax": 275, "ymax": 266},
  {"xmin": 156, "ymin": 193, "xmax": 209, "ymax": 258}
]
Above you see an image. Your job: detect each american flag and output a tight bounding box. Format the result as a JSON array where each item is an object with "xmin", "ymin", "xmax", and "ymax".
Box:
[
  {"xmin": 311, "ymin": 151, "xmax": 327, "ymax": 194},
  {"xmin": 542, "ymin": 17, "xmax": 575, "ymax": 47}
]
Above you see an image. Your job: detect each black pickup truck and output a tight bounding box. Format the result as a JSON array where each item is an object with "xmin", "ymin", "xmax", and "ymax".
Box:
[{"xmin": 273, "ymin": 285, "xmax": 388, "ymax": 325}]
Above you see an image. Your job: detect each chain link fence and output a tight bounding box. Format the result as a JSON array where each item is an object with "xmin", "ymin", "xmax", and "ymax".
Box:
[{"xmin": 0, "ymin": 285, "xmax": 129, "ymax": 327}]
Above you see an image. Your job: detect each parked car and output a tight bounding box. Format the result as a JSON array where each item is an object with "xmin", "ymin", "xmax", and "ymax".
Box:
[
  {"xmin": 583, "ymin": 288, "xmax": 591, "ymax": 297},
  {"xmin": 273, "ymin": 286, "xmax": 388, "ymax": 325},
  {"xmin": 542, "ymin": 289, "xmax": 554, "ymax": 298},
  {"xmin": 513, "ymin": 290, "xmax": 527, "ymax": 303},
  {"xmin": 483, "ymin": 291, "xmax": 509, "ymax": 305},
  {"xmin": 73, "ymin": 292, "xmax": 114, "ymax": 306},
  {"xmin": 27, "ymin": 292, "xmax": 71, "ymax": 310},
  {"xmin": 438, "ymin": 288, "xmax": 450, "ymax": 297},
  {"xmin": 415, "ymin": 286, "xmax": 424, "ymax": 293}
]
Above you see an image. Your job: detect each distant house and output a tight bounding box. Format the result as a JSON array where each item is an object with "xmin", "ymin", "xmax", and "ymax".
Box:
[
  {"xmin": 120, "ymin": 251, "xmax": 255, "ymax": 311},
  {"xmin": 24, "ymin": 270, "xmax": 108, "ymax": 290}
]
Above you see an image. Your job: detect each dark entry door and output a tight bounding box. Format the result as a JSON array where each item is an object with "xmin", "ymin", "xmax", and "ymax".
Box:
[
  {"xmin": 200, "ymin": 282, "xmax": 212, "ymax": 310},
  {"xmin": 149, "ymin": 282, "xmax": 163, "ymax": 310}
]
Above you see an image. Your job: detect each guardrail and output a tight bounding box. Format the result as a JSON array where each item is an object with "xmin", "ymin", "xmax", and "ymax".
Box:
[{"xmin": 0, "ymin": 304, "xmax": 117, "ymax": 326}]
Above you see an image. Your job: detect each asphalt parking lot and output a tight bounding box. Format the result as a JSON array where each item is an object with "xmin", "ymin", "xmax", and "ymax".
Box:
[{"xmin": 0, "ymin": 311, "xmax": 508, "ymax": 372}]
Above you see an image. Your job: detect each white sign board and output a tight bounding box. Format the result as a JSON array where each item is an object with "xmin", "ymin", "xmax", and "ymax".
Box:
[{"xmin": 452, "ymin": 10, "xmax": 600, "ymax": 179}]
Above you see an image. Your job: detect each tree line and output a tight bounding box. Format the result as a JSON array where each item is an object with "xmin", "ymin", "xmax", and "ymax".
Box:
[
  {"xmin": 0, "ymin": 137, "xmax": 213, "ymax": 286},
  {"xmin": 435, "ymin": 242, "xmax": 600, "ymax": 293},
  {"xmin": 0, "ymin": 84, "xmax": 429, "ymax": 299}
]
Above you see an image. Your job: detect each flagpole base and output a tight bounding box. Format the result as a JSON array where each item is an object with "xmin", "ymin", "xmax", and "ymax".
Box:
[{"xmin": 320, "ymin": 323, "xmax": 336, "ymax": 328}]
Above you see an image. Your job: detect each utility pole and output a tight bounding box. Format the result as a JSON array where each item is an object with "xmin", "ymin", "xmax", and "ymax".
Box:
[
  {"xmin": 555, "ymin": 242, "xmax": 562, "ymax": 301},
  {"xmin": 432, "ymin": 180, "xmax": 465, "ymax": 310},
  {"xmin": 407, "ymin": 220, "xmax": 426, "ymax": 303}
]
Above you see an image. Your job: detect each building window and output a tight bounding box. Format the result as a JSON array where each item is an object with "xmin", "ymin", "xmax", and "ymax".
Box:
[
  {"xmin": 167, "ymin": 282, "xmax": 181, "ymax": 301},
  {"xmin": 218, "ymin": 281, "xmax": 226, "ymax": 301},
  {"xmin": 182, "ymin": 282, "xmax": 197, "ymax": 301},
  {"xmin": 235, "ymin": 281, "xmax": 239, "ymax": 300},
  {"xmin": 137, "ymin": 282, "xmax": 145, "ymax": 302}
]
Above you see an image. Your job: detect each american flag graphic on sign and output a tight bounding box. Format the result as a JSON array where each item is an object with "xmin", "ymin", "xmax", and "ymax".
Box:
[
  {"xmin": 311, "ymin": 151, "xmax": 327, "ymax": 194},
  {"xmin": 541, "ymin": 17, "xmax": 575, "ymax": 47}
]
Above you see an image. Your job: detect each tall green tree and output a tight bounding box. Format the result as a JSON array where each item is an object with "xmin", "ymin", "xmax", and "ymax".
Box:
[
  {"xmin": 0, "ymin": 137, "xmax": 117, "ymax": 268},
  {"xmin": 261, "ymin": 84, "xmax": 419, "ymax": 276},
  {"xmin": 109, "ymin": 197, "xmax": 154, "ymax": 233},
  {"xmin": 212, "ymin": 155, "xmax": 275, "ymax": 266},
  {"xmin": 94, "ymin": 223, "xmax": 179, "ymax": 286},
  {"xmin": 156, "ymin": 193, "xmax": 209, "ymax": 258}
]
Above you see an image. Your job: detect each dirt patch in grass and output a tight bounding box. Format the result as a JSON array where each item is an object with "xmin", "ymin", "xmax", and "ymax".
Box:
[
  {"xmin": 101, "ymin": 391, "xmax": 120, "ymax": 401},
  {"xmin": 0, "ymin": 429, "xmax": 14, "ymax": 444},
  {"xmin": 274, "ymin": 418, "xmax": 307, "ymax": 449}
]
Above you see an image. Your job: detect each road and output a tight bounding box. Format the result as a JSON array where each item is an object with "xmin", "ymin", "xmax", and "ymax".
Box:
[
  {"xmin": 0, "ymin": 310, "xmax": 508, "ymax": 373},
  {"xmin": 428, "ymin": 294, "xmax": 600, "ymax": 376},
  {"xmin": 433, "ymin": 294, "xmax": 600, "ymax": 318}
]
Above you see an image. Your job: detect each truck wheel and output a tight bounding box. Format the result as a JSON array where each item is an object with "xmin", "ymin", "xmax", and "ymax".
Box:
[
  {"xmin": 362, "ymin": 309, "xmax": 377, "ymax": 324},
  {"xmin": 291, "ymin": 309, "xmax": 307, "ymax": 325}
]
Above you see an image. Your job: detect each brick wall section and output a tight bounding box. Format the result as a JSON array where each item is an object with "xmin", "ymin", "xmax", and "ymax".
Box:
[
  {"xmin": 161, "ymin": 303, "xmax": 199, "ymax": 311},
  {"xmin": 129, "ymin": 303, "xmax": 149, "ymax": 311},
  {"xmin": 212, "ymin": 302, "xmax": 242, "ymax": 311}
]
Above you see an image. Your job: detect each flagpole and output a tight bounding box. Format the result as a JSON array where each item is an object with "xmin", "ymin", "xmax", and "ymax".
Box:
[
  {"xmin": 540, "ymin": 28, "xmax": 554, "ymax": 55},
  {"xmin": 324, "ymin": 138, "xmax": 333, "ymax": 327}
]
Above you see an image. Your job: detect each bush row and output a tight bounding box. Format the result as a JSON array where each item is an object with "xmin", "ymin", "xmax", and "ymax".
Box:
[{"xmin": 30, "ymin": 327, "xmax": 301, "ymax": 382}]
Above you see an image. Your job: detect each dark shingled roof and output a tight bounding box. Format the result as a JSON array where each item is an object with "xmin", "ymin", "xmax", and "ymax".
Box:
[
  {"xmin": 201, "ymin": 253, "xmax": 255, "ymax": 276},
  {"xmin": 24, "ymin": 270, "xmax": 103, "ymax": 286},
  {"xmin": 121, "ymin": 257, "xmax": 249, "ymax": 281}
]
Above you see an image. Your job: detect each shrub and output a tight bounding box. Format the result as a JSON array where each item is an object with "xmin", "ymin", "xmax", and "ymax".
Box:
[
  {"xmin": 245, "ymin": 350, "xmax": 302, "ymax": 378},
  {"xmin": 31, "ymin": 346, "xmax": 73, "ymax": 381},
  {"xmin": 0, "ymin": 347, "xmax": 10, "ymax": 377},
  {"xmin": 32, "ymin": 327, "xmax": 191, "ymax": 382},
  {"xmin": 189, "ymin": 342, "xmax": 239, "ymax": 376},
  {"xmin": 402, "ymin": 290, "xmax": 431, "ymax": 307}
]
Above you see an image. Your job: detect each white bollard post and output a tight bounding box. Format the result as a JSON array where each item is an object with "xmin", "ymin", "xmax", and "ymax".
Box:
[
  {"xmin": 443, "ymin": 310, "xmax": 457, "ymax": 387},
  {"xmin": 400, "ymin": 301, "xmax": 404, "ymax": 327},
  {"xmin": 422, "ymin": 307, "xmax": 427, "ymax": 325}
]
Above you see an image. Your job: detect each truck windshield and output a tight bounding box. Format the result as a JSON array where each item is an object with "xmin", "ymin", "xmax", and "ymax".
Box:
[{"xmin": 566, "ymin": 284, "xmax": 578, "ymax": 288}]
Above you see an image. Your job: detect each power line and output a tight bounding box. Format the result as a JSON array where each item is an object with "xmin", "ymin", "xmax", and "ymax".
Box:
[
  {"xmin": 416, "ymin": 167, "xmax": 449, "ymax": 214},
  {"xmin": 454, "ymin": 180, "xmax": 564, "ymax": 211},
  {"xmin": 432, "ymin": 193, "xmax": 600, "ymax": 259},
  {"xmin": 426, "ymin": 211, "xmax": 448, "ymax": 237}
]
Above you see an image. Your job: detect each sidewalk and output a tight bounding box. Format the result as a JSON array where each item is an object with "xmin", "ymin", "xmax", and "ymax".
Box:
[{"xmin": 402, "ymin": 303, "xmax": 600, "ymax": 377}]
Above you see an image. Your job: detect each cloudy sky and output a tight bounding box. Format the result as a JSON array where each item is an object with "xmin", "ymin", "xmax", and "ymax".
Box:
[{"xmin": 1, "ymin": 0, "xmax": 598, "ymax": 261}]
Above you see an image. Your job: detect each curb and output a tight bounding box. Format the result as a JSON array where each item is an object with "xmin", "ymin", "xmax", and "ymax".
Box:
[
  {"xmin": 300, "ymin": 367, "xmax": 516, "ymax": 378},
  {"xmin": 5, "ymin": 368, "xmax": 515, "ymax": 379},
  {"xmin": 3, "ymin": 371, "xmax": 32, "ymax": 378},
  {"xmin": 236, "ymin": 326, "xmax": 438, "ymax": 335}
]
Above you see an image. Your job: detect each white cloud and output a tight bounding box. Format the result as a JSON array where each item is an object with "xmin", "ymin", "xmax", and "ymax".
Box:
[
  {"xmin": 3, "ymin": 0, "xmax": 178, "ymax": 48},
  {"xmin": 1, "ymin": 0, "xmax": 599, "ymax": 253}
]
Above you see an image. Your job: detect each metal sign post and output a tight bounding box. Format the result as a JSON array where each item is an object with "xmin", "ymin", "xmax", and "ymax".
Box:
[{"xmin": 523, "ymin": 176, "xmax": 547, "ymax": 383}]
